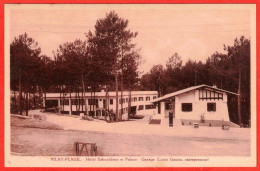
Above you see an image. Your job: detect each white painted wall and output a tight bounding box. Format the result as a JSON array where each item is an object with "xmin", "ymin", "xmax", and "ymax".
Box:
[
  {"xmin": 45, "ymin": 91, "xmax": 158, "ymax": 118},
  {"xmin": 174, "ymin": 90, "xmax": 230, "ymax": 121}
]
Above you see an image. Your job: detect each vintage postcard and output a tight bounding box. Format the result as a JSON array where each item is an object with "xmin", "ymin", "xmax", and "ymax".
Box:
[{"xmin": 4, "ymin": 4, "xmax": 257, "ymax": 167}]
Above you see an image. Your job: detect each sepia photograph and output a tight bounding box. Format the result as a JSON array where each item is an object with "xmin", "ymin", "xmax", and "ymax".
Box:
[{"xmin": 4, "ymin": 3, "xmax": 256, "ymax": 167}]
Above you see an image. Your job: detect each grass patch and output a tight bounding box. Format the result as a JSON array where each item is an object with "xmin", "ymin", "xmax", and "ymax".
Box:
[{"xmin": 11, "ymin": 115, "xmax": 63, "ymax": 130}]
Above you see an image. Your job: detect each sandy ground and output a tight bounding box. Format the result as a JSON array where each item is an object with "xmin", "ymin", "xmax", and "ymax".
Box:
[
  {"xmin": 41, "ymin": 111, "xmax": 250, "ymax": 141},
  {"xmin": 11, "ymin": 126, "xmax": 250, "ymax": 156},
  {"xmin": 10, "ymin": 110, "xmax": 251, "ymax": 156}
]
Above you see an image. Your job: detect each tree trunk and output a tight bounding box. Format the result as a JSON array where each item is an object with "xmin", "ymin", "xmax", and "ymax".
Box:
[
  {"xmin": 75, "ymin": 88, "xmax": 77, "ymax": 112},
  {"xmin": 105, "ymin": 86, "xmax": 108, "ymax": 121},
  {"xmin": 93, "ymin": 88, "xmax": 96, "ymax": 117},
  {"xmin": 120, "ymin": 75, "xmax": 123, "ymax": 121},
  {"xmin": 59, "ymin": 87, "xmax": 62, "ymax": 113},
  {"xmin": 14, "ymin": 90, "xmax": 17, "ymax": 112},
  {"xmin": 81, "ymin": 87, "xmax": 83, "ymax": 112},
  {"xmin": 194, "ymin": 70, "xmax": 197, "ymax": 86},
  {"xmin": 25, "ymin": 91, "xmax": 28, "ymax": 116},
  {"xmin": 69, "ymin": 84, "xmax": 72, "ymax": 115},
  {"xmin": 78, "ymin": 86, "xmax": 80, "ymax": 112},
  {"xmin": 108, "ymin": 89, "xmax": 110, "ymax": 111},
  {"xmin": 33, "ymin": 91, "xmax": 36, "ymax": 108},
  {"xmin": 114, "ymin": 64, "xmax": 119, "ymax": 122},
  {"xmin": 238, "ymin": 70, "xmax": 242, "ymax": 126},
  {"xmin": 19, "ymin": 71, "xmax": 22, "ymax": 115},
  {"xmin": 128, "ymin": 89, "xmax": 131, "ymax": 121},
  {"xmin": 120, "ymin": 47, "xmax": 124, "ymax": 121},
  {"xmin": 75, "ymin": 86, "xmax": 78, "ymax": 112},
  {"xmin": 62, "ymin": 88, "xmax": 65, "ymax": 111},
  {"xmin": 44, "ymin": 90, "xmax": 47, "ymax": 111},
  {"xmin": 81, "ymin": 74, "xmax": 87, "ymax": 113},
  {"xmin": 90, "ymin": 89, "xmax": 93, "ymax": 116},
  {"xmin": 28, "ymin": 92, "xmax": 30, "ymax": 110}
]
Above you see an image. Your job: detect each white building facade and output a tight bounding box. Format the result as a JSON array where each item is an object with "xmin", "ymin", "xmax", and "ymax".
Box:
[
  {"xmin": 151, "ymin": 85, "xmax": 238, "ymax": 122},
  {"xmin": 44, "ymin": 90, "xmax": 158, "ymax": 120}
]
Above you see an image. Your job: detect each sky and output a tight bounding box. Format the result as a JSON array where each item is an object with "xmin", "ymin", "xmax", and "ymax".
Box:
[{"xmin": 9, "ymin": 4, "xmax": 252, "ymax": 74}]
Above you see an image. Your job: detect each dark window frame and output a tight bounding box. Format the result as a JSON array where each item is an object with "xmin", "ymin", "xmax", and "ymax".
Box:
[
  {"xmin": 181, "ymin": 103, "xmax": 192, "ymax": 112},
  {"xmin": 110, "ymin": 99, "xmax": 113, "ymax": 105},
  {"xmin": 207, "ymin": 102, "xmax": 216, "ymax": 112},
  {"xmin": 138, "ymin": 105, "xmax": 144, "ymax": 110},
  {"xmin": 139, "ymin": 97, "xmax": 143, "ymax": 101},
  {"xmin": 145, "ymin": 105, "xmax": 155, "ymax": 110}
]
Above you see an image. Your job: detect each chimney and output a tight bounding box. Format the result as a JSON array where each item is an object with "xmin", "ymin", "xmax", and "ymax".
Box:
[{"xmin": 212, "ymin": 84, "xmax": 217, "ymax": 88}]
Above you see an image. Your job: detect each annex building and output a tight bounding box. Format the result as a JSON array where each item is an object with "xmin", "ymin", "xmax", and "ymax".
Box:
[
  {"xmin": 44, "ymin": 90, "xmax": 158, "ymax": 119},
  {"xmin": 151, "ymin": 84, "xmax": 238, "ymax": 122}
]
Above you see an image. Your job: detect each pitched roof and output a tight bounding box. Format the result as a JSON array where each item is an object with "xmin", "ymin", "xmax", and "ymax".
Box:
[{"xmin": 151, "ymin": 84, "xmax": 238, "ymax": 103}]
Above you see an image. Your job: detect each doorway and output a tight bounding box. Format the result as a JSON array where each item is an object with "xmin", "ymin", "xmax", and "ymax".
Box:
[{"xmin": 158, "ymin": 102, "xmax": 161, "ymax": 114}]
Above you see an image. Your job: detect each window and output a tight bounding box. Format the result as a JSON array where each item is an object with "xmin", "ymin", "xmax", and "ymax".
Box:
[
  {"xmin": 145, "ymin": 105, "xmax": 155, "ymax": 110},
  {"xmin": 138, "ymin": 105, "xmax": 144, "ymax": 110},
  {"xmin": 110, "ymin": 99, "xmax": 113, "ymax": 105},
  {"xmin": 134, "ymin": 97, "xmax": 137, "ymax": 102},
  {"xmin": 46, "ymin": 100, "xmax": 58, "ymax": 108},
  {"xmin": 207, "ymin": 103, "xmax": 216, "ymax": 112},
  {"xmin": 146, "ymin": 97, "xmax": 150, "ymax": 101},
  {"xmin": 122, "ymin": 98, "xmax": 125, "ymax": 103},
  {"xmin": 126, "ymin": 98, "xmax": 128, "ymax": 103},
  {"xmin": 153, "ymin": 96, "xmax": 157, "ymax": 99},
  {"xmin": 103, "ymin": 99, "xmax": 105, "ymax": 108},
  {"xmin": 182, "ymin": 103, "xmax": 192, "ymax": 112},
  {"xmin": 139, "ymin": 97, "xmax": 143, "ymax": 101}
]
